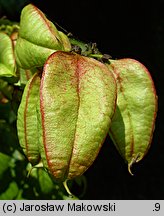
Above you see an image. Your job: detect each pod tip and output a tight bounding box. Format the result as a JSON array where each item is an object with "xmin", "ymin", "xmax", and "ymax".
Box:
[
  {"xmin": 128, "ymin": 163, "xmax": 134, "ymax": 176},
  {"xmin": 128, "ymin": 153, "xmax": 141, "ymax": 176},
  {"xmin": 63, "ymin": 179, "xmax": 74, "ymax": 198}
]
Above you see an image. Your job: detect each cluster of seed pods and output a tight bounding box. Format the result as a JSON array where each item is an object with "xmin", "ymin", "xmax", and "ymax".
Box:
[{"xmin": 15, "ymin": 3, "xmax": 157, "ymax": 189}]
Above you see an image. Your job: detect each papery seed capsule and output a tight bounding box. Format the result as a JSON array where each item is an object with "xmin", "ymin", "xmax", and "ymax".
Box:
[
  {"xmin": 17, "ymin": 72, "xmax": 41, "ymax": 165},
  {"xmin": 107, "ymin": 59, "xmax": 157, "ymax": 174},
  {"xmin": 15, "ymin": 4, "xmax": 64, "ymax": 69},
  {"xmin": 38, "ymin": 51, "xmax": 117, "ymax": 182},
  {"xmin": 0, "ymin": 32, "xmax": 16, "ymax": 78}
]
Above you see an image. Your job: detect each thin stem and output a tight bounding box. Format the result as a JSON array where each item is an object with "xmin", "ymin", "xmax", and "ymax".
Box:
[{"xmin": 27, "ymin": 166, "xmax": 33, "ymax": 178}]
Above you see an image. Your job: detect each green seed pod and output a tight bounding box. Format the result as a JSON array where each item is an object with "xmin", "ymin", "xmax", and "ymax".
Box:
[
  {"xmin": 15, "ymin": 4, "xmax": 64, "ymax": 69},
  {"xmin": 38, "ymin": 51, "xmax": 117, "ymax": 182},
  {"xmin": 17, "ymin": 72, "xmax": 41, "ymax": 165},
  {"xmin": 107, "ymin": 59, "xmax": 157, "ymax": 174},
  {"xmin": 58, "ymin": 31, "xmax": 71, "ymax": 52},
  {"xmin": 0, "ymin": 32, "xmax": 16, "ymax": 78}
]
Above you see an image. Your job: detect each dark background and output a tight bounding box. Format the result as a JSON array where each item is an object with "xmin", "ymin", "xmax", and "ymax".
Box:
[{"xmin": 0, "ymin": 0, "xmax": 164, "ymax": 199}]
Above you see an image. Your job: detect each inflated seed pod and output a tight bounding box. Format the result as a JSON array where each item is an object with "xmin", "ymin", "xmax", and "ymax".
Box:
[
  {"xmin": 38, "ymin": 51, "xmax": 117, "ymax": 182},
  {"xmin": 15, "ymin": 4, "xmax": 64, "ymax": 69},
  {"xmin": 0, "ymin": 32, "xmax": 16, "ymax": 78},
  {"xmin": 17, "ymin": 72, "xmax": 41, "ymax": 165},
  {"xmin": 107, "ymin": 59, "xmax": 157, "ymax": 174}
]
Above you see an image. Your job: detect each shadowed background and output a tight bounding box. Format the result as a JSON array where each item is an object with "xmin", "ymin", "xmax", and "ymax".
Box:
[{"xmin": 0, "ymin": 0, "xmax": 163, "ymax": 199}]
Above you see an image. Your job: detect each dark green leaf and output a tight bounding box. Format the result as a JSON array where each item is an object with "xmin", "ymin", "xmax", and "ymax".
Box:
[
  {"xmin": 0, "ymin": 181, "xmax": 19, "ymax": 199},
  {"xmin": 0, "ymin": 152, "xmax": 11, "ymax": 177}
]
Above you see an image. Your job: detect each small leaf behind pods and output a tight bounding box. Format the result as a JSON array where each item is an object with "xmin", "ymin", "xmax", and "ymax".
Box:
[
  {"xmin": 107, "ymin": 59, "xmax": 157, "ymax": 174},
  {"xmin": 38, "ymin": 51, "xmax": 117, "ymax": 182},
  {"xmin": 15, "ymin": 4, "xmax": 64, "ymax": 69},
  {"xmin": 0, "ymin": 32, "xmax": 16, "ymax": 78},
  {"xmin": 38, "ymin": 169, "xmax": 54, "ymax": 195},
  {"xmin": 0, "ymin": 152, "xmax": 11, "ymax": 178},
  {"xmin": 17, "ymin": 72, "xmax": 41, "ymax": 165}
]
